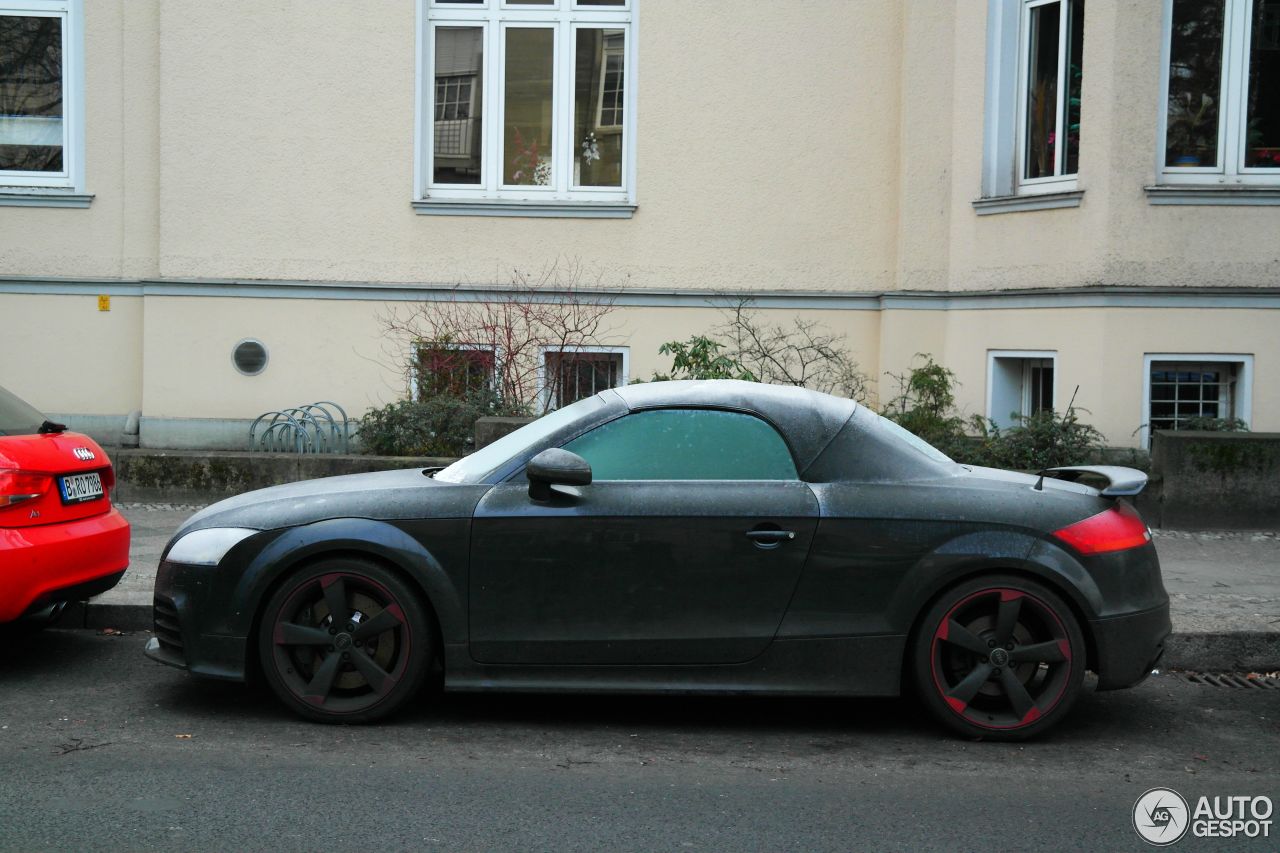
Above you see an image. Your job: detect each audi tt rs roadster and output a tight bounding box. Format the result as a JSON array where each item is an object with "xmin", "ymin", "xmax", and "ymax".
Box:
[{"xmin": 145, "ymin": 380, "xmax": 1170, "ymax": 739}]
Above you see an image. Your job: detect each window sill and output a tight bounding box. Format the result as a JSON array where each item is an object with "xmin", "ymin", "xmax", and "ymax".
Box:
[
  {"xmin": 971, "ymin": 189, "xmax": 1084, "ymax": 216},
  {"xmin": 412, "ymin": 199, "xmax": 636, "ymax": 219},
  {"xmin": 1144, "ymin": 185, "xmax": 1280, "ymax": 206},
  {"xmin": 0, "ymin": 188, "xmax": 94, "ymax": 209}
]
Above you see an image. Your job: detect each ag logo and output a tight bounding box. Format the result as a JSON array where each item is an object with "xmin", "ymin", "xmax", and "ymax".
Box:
[
  {"xmin": 72, "ymin": 447, "xmax": 96, "ymax": 461},
  {"xmin": 1134, "ymin": 787, "xmax": 1190, "ymax": 846}
]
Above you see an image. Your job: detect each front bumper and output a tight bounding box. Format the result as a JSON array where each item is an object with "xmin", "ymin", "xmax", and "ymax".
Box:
[
  {"xmin": 0, "ymin": 507, "xmax": 130, "ymax": 623},
  {"xmin": 1090, "ymin": 600, "xmax": 1172, "ymax": 691},
  {"xmin": 144, "ymin": 559, "xmax": 248, "ymax": 682}
]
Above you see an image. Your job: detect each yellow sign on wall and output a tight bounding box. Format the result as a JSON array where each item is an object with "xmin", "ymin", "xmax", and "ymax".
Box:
[{"xmin": 98, "ymin": 294, "xmax": 111, "ymax": 312}]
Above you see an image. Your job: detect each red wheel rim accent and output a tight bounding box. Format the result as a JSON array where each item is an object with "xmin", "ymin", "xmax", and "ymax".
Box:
[
  {"xmin": 928, "ymin": 587, "xmax": 1075, "ymax": 731},
  {"xmin": 268, "ymin": 572, "xmax": 412, "ymax": 716}
]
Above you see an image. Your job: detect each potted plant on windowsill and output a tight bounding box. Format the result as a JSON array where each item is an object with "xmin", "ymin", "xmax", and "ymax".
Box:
[{"xmin": 1165, "ymin": 91, "xmax": 1214, "ymax": 168}]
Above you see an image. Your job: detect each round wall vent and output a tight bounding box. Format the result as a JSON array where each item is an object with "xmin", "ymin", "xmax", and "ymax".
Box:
[{"xmin": 232, "ymin": 339, "xmax": 269, "ymax": 376}]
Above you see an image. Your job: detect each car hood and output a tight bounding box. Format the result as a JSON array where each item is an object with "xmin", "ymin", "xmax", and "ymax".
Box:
[{"xmin": 172, "ymin": 468, "xmax": 490, "ymax": 540}]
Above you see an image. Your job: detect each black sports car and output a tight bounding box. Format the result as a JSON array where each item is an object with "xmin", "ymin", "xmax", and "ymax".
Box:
[{"xmin": 145, "ymin": 380, "xmax": 1170, "ymax": 739}]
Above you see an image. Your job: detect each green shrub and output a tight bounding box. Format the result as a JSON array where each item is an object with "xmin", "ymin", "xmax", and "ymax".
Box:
[
  {"xmin": 879, "ymin": 355, "xmax": 974, "ymax": 460},
  {"xmin": 972, "ymin": 408, "xmax": 1105, "ymax": 470},
  {"xmin": 358, "ymin": 393, "xmax": 526, "ymax": 457},
  {"xmin": 1176, "ymin": 416, "xmax": 1249, "ymax": 432},
  {"xmin": 881, "ymin": 354, "xmax": 1104, "ymax": 470},
  {"xmin": 647, "ymin": 336, "xmax": 757, "ymax": 382}
]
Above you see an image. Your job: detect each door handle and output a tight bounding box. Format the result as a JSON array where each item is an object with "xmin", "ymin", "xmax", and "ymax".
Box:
[{"xmin": 745, "ymin": 528, "xmax": 795, "ymax": 549}]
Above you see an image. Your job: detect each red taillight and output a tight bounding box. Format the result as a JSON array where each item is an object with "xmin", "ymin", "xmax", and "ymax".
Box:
[
  {"xmin": 1052, "ymin": 502, "xmax": 1151, "ymax": 555},
  {"xmin": 0, "ymin": 469, "xmax": 50, "ymax": 509}
]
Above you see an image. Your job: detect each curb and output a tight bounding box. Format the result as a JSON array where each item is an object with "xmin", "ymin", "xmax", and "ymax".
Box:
[
  {"xmin": 1161, "ymin": 632, "xmax": 1280, "ymax": 673},
  {"xmin": 62, "ymin": 600, "xmax": 153, "ymax": 632},
  {"xmin": 63, "ymin": 600, "xmax": 1280, "ymax": 672}
]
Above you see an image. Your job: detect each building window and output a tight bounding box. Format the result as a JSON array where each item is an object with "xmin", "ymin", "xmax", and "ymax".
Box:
[
  {"xmin": 1018, "ymin": 0, "xmax": 1085, "ymax": 186},
  {"xmin": 1141, "ymin": 354, "xmax": 1254, "ymax": 447},
  {"xmin": 987, "ymin": 351, "xmax": 1056, "ymax": 428},
  {"xmin": 542, "ymin": 347, "xmax": 627, "ymax": 410},
  {"xmin": 419, "ymin": 0, "xmax": 635, "ymax": 208},
  {"xmin": 979, "ymin": 0, "xmax": 1085, "ymax": 204},
  {"xmin": 413, "ymin": 343, "xmax": 497, "ymax": 400},
  {"xmin": 0, "ymin": 0, "xmax": 83, "ymax": 191},
  {"xmin": 1158, "ymin": 0, "xmax": 1280, "ymax": 185}
]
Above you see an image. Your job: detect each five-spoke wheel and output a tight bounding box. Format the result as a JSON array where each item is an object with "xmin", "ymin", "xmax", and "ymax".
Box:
[
  {"xmin": 914, "ymin": 575, "xmax": 1085, "ymax": 740},
  {"xmin": 258, "ymin": 558, "xmax": 431, "ymax": 723}
]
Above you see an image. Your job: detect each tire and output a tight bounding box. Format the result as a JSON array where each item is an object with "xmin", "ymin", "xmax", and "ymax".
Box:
[
  {"xmin": 912, "ymin": 574, "xmax": 1086, "ymax": 741},
  {"xmin": 257, "ymin": 557, "xmax": 432, "ymax": 724}
]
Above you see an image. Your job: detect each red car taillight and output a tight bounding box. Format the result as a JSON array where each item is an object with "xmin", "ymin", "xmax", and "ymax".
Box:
[
  {"xmin": 1052, "ymin": 502, "xmax": 1151, "ymax": 555},
  {"xmin": 0, "ymin": 469, "xmax": 50, "ymax": 509},
  {"xmin": 100, "ymin": 464, "xmax": 116, "ymax": 499}
]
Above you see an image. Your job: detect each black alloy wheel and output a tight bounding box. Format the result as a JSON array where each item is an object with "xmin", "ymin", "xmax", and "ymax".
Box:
[
  {"xmin": 258, "ymin": 558, "xmax": 432, "ymax": 723},
  {"xmin": 913, "ymin": 574, "xmax": 1085, "ymax": 740}
]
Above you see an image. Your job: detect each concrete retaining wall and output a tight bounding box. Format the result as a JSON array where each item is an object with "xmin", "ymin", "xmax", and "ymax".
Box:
[
  {"xmin": 1150, "ymin": 431, "xmax": 1280, "ymax": 530},
  {"xmin": 475, "ymin": 416, "xmax": 537, "ymax": 449},
  {"xmin": 113, "ymin": 450, "xmax": 453, "ymax": 504}
]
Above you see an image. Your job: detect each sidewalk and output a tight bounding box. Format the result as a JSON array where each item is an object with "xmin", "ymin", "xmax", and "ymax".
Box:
[{"xmin": 75, "ymin": 503, "xmax": 1280, "ymax": 671}]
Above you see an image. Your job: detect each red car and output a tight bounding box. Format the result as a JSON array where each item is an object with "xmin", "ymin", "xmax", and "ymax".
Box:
[{"xmin": 0, "ymin": 384, "xmax": 129, "ymax": 626}]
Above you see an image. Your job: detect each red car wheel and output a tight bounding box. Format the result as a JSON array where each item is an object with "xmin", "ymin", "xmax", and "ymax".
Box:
[
  {"xmin": 914, "ymin": 575, "xmax": 1086, "ymax": 740},
  {"xmin": 258, "ymin": 558, "xmax": 432, "ymax": 723}
]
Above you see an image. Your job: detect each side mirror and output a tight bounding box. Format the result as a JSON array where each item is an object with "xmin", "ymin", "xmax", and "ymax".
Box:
[{"xmin": 527, "ymin": 448, "xmax": 592, "ymax": 501}]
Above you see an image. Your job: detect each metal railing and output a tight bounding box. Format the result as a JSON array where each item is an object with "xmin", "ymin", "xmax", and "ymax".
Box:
[{"xmin": 249, "ymin": 402, "xmax": 352, "ymax": 454}]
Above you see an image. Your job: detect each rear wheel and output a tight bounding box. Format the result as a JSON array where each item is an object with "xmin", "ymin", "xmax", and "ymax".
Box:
[
  {"xmin": 913, "ymin": 574, "xmax": 1085, "ymax": 740},
  {"xmin": 257, "ymin": 558, "xmax": 431, "ymax": 723}
]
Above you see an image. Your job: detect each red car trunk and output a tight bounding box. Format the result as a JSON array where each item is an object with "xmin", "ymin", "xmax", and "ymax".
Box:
[
  {"xmin": 0, "ymin": 432, "xmax": 116, "ymax": 528},
  {"xmin": 0, "ymin": 384, "xmax": 130, "ymax": 624}
]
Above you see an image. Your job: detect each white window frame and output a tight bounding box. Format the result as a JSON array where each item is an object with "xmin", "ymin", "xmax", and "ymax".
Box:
[
  {"xmin": 409, "ymin": 341, "xmax": 499, "ymax": 401},
  {"xmin": 979, "ymin": 0, "xmax": 1083, "ymax": 204},
  {"xmin": 537, "ymin": 344, "xmax": 628, "ymax": 411},
  {"xmin": 1014, "ymin": 0, "xmax": 1080, "ymax": 192},
  {"xmin": 0, "ymin": 0, "xmax": 84, "ymax": 192},
  {"xmin": 1140, "ymin": 353, "xmax": 1254, "ymax": 448},
  {"xmin": 986, "ymin": 350, "xmax": 1058, "ymax": 427},
  {"xmin": 594, "ymin": 33, "xmax": 624, "ymax": 131},
  {"xmin": 1156, "ymin": 0, "xmax": 1280, "ymax": 187},
  {"xmin": 415, "ymin": 0, "xmax": 637, "ymax": 210}
]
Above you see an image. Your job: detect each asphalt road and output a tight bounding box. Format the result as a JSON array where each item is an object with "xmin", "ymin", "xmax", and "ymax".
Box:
[{"xmin": 1, "ymin": 631, "xmax": 1277, "ymax": 852}]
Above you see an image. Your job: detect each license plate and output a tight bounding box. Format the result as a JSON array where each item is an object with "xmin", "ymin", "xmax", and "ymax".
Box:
[{"xmin": 59, "ymin": 472, "xmax": 104, "ymax": 504}]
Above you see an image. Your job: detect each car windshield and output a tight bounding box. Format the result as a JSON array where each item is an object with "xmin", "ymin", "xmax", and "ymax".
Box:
[
  {"xmin": 0, "ymin": 385, "xmax": 46, "ymax": 437},
  {"xmin": 434, "ymin": 394, "xmax": 607, "ymax": 484}
]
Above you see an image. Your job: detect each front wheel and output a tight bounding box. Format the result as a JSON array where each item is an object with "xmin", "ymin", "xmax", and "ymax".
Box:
[
  {"xmin": 913, "ymin": 574, "xmax": 1086, "ymax": 740},
  {"xmin": 258, "ymin": 558, "xmax": 432, "ymax": 723}
]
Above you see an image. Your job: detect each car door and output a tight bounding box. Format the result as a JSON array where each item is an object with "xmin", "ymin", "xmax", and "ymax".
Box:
[{"xmin": 468, "ymin": 407, "xmax": 820, "ymax": 665}]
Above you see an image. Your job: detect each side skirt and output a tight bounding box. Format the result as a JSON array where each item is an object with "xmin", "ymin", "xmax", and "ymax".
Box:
[{"xmin": 441, "ymin": 635, "xmax": 907, "ymax": 697}]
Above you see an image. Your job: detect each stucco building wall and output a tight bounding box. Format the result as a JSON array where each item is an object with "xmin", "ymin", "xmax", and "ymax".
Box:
[{"xmin": 1, "ymin": 1, "xmax": 1276, "ymax": 449}]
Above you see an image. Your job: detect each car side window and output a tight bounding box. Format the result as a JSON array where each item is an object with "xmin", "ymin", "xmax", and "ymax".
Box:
[{"xmin": 561, "ymin": 409, "xmax": 798, "ymax": 481}]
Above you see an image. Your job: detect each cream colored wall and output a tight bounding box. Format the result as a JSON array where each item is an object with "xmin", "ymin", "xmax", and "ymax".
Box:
[
  {"xmin": 0, "ymin": 1, "xmax": 160, "ymax": 278},
  {"xmin": 5, "ymin": 290, "xmax": 1274, "ymax": 448},
  {"xmin": 4, "ymin": 1, "xmax": 1275, "ymax": 294},
  {"xmin": 917, "ymin": 307, "xmax": 1278, "ymax": 446},
  {"xmin": 140, "ymin": 0, "xmax": 899, "ymax": 291},
  {"xmin": 3, "ymin": 1, "xmax": 1277, "ymax": 446},
  {"xmin": 1, "ymin": 294, "xmax": 143, "ymax": 414},
  {"xmin": 936, "ymin": 1, "xmax": 1280, "ymax": 292},
  {"xmin": 135, "ymin": 296, "xmax": 881, "ymax": 420}
]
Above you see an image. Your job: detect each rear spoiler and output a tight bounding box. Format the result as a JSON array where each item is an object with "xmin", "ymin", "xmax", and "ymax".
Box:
[{"xmin": 1036, "ymin": 465, "xmax": 1148, "ymax": 497}]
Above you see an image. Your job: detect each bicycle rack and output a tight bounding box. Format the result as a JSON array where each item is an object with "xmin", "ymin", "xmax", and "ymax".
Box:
[{"xmin": 249, "ymin": 401, "xmax": 351, "ymax": 454}]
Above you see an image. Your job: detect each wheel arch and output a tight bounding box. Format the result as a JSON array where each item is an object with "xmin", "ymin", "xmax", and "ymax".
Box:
[
  {"xmin": 233, "ymin": 518, "xmax": 464, "ymax": 679},
  {"xmin": 891, "ymin": 531, "xmax": 1103, "ymax": 691}
]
